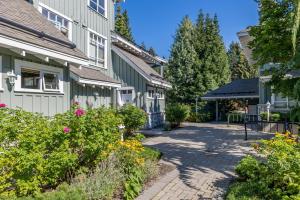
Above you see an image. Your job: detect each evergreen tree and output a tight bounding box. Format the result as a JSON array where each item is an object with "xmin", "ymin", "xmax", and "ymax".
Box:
[
  {"xmin": 201, "ymin": 15, "xmax": 230, "ymax": 90},
  {"xmin": 115, "ymin": 5, "xmax": 134, "ymax": 42},
  {"xmin": 227, "ymin": 42, "xmax": 256, "ymax": 80},
  {"xmin": 166, "ymin": 16, "xmax": 199, "ymax": 103},
  {"xmin": 148, "ymin": 47, "xmax": 157, "ymax": 56},
  {"xmin": 140, "ymin": 42, "xmax": 147, "ymax": 51}
]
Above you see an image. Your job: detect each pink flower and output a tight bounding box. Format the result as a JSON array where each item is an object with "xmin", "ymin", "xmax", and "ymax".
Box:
[
  {"xmin": 63, "ymin": 127, "xmax": 71, "ymax": 133},
  {"xmin": 75, "ymin": 108, "xmax": 85, "ymax": 117},
  {"xmin": 0, "ymin": 104, "xmax": 6, "ymax": 108}
]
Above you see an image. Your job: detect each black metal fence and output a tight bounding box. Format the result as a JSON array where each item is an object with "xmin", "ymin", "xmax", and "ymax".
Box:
[{"xmin": 244, "ymin": 120, "xmax": 300, "ymax": 140}]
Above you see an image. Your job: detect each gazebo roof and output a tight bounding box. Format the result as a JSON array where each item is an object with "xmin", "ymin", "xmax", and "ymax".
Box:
[{"xmin": 202, "ymin": 78, "xmax": 259, "ymax": 101}]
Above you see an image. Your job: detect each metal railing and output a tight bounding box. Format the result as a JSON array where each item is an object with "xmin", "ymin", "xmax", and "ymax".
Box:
[
  {"xmin": 244, "ymin": 120, "xmax": 300, "ymax": 140},
  {"xmin": 227, "ymin": 113, "xmax": 258, "ymax": 125}
]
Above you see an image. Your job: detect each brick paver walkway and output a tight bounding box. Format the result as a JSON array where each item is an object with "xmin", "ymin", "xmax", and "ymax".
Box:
[{"xmin": 137, "ymin": 123, "xmax": 272, "ymax": 200}]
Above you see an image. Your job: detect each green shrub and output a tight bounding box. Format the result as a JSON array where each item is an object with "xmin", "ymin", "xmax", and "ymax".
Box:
[
  {"xmin": 260, "ymin": 112, "xmax": 281, "ymax": 122},
  {"xmin": 187, "ymin": 112, "xmax": 213, "ymax": 123},
  {"xmin": 227, "ymin": 133, "xmax": 300, "ymax": 200},
  {"xmin": 165, "ymin": 104, "xmax": 190, "ymax": 127},
  {"xmin": 119, "ymin": 104, "xmax": 147, "ymax": 135},
  {"xmin": 0, "ymin": 105, "xmax": 122, "ymax": 198}
]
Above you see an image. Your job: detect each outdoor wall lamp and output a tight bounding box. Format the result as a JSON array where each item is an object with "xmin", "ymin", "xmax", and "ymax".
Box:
[{"xmin": 7, "ymin": 70, "xmax": 17, "ymax": 87}]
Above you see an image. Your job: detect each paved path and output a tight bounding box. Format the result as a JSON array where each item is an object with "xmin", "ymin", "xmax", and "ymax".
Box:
[{"xmin": 137, "ymin": 123, "xmax": 272, "ymax": 200}]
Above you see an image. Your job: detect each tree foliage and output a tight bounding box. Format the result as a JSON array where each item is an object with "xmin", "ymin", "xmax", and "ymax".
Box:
[
  {"xmin": 115, "ymin": 5, "xmax": 134, "ymax": 42},
  {"xmin": 227, "ymin": 42, "xmax": 256, "ymax": 80},
  {"xmin": 166, "ymin": 12, "xmax": 230, "ymax": 104}
]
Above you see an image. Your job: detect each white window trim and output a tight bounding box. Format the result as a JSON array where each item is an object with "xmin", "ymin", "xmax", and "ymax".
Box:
[
  {"xmin": 38, "ymin": 3, "xmax": 73, "ymax": 41},
  {"xmin": 87, "ymin": 0, "xmax": 107, "ymax": 18},
  {"xmin": 14, "ymin": 60, "xmax": 64, "ymax": 94},
  {"xmin": 0, "ymin": 56, "xmax": 3, "ymax": 91},
  {"xmin": 117, "ymin": 87, "xmax": 136, "ymax": 103},
  {"xmin": 87, "ymin": 28, "xmax": 108, "ymax": 69}
]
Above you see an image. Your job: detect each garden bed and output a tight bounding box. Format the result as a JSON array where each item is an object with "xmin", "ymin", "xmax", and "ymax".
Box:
[
  {"xmin": 0, "ymin": 103, "xmax": 162, "ymax": 200},
  {"xmin": 226, "ymin": 132, "xmax": 300, "ymax": 200}
]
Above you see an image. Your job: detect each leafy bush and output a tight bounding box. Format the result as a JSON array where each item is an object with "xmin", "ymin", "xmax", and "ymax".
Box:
[
  {"xmin": 165, "ymin": 104, "xmax": 190, "ymax": 127},
  {"xmin": 187, "ymin": 112, "xmax": 213, "ymax": 123},
  {"xmin": 260, "ymin": 112, "xmax": 281, "ymax": 122},
  {"xmin": 227, "ymin": 133, "xmax": 300, "ymax": 200},
  {"xmin": 0, "ymin": 105, "xmax": 122, "ymax": 198},
  {"xmin": 119, "ymin": 104, "xmax": 147, "ymax": 135}
]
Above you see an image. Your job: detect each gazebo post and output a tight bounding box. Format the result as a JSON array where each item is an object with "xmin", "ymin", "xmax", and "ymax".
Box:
[{"xmin": 215, "ymin": 100, "xmax": 219, "ymax": 121}]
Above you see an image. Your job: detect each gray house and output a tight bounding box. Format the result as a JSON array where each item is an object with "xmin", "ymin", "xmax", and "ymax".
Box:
[
  {"xmin": 0, "ymin": 0, "xmax": 170, "ymax": 128},
  {"xmin": 237, "ymin": 29, "xmax": 297, "ymax": 114}
]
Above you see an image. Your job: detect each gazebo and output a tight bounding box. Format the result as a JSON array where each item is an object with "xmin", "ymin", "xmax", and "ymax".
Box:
[{"xmin": 202, "ymin": 78, "xmax": 259, "ymax": 121}]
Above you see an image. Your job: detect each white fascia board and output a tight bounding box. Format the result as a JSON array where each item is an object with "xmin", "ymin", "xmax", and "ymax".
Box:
[
  {"xmin": 111, "ymin": 34, "xmax": 142, "ymax": 54},
  {"xmin": 202, "ymin": 95, "xmax": 259, "ymax": 101},
  {"xmin": 0, "ymin": 34, "xmax": 89, "ymax": 66},
  {"xmin": 151, "ymin": 79, "xmax": 172, "ymax": 89},
  {"xmin": 70, "ymin": 72, "xmax": 121, "ymax": 88}
]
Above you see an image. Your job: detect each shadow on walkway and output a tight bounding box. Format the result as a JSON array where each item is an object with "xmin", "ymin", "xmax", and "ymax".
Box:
[{"xmin": 143, "ymin": 123, "xmax": 273, "ymax": 197}]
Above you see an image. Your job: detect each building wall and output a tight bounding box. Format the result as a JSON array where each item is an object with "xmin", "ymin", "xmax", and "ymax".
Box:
[
  {"xmin": 0, "ymin": 48, "xmax": 70, "ymax": 116},
  {"xmin": 112, "ymin": 51, "xmax": 147, "ymax": 109},
  {"xmin": 33, "ymin": 0, "xmax": 115, "ymax": 77},
  {"xmin": 70, "ymin": 79, "xmax": 112, "ymax": 108}
]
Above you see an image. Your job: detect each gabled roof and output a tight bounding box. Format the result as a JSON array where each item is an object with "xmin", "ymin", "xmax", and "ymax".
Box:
[
  {"xmin": 202, "ymin": 78, "xmax": 259, "ymax": 100},
  {"xmin": 112, "ymin": 45, "xmax": 171, "ymax": 88},
  {"xmin": 70, "ymin": 66, "xmax": 121, "ymax": 88},
  {"xmin": 0, "ymin": 0, "xmax": 88, "ymax": 65}
]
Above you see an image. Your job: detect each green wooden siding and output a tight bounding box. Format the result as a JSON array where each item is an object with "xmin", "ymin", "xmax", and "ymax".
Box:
[
  {"xmin": 0, "ymin": 48, "xmax": 70, "ymax": 116},
  {"xmin": 34, "ymin": 0, "xmax": 115, "ymax": 77},
  {"xmin": 70, "ymin": 79, "xmax": 113, "ymax": 108}
]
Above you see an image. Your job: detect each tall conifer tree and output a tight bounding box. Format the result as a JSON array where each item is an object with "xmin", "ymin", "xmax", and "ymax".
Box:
[
  {"xmin": 115, "ymin": 5, "xmax": 134, "ymax": 42},
  {"xmin": 227, "ymin": 42, "xmax": 256, "ymax": 80},
  {"xmin": 166, "ymin": 16, "xmax": 199, "ymax": 103}
]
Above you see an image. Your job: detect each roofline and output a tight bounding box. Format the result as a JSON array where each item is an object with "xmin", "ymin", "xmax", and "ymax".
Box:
[
  {"xmin": 0, "ymin": 34, "xmax": 89, "ymax": 66},
  {"xmin": 111, "ymin": 32, "xmax": 168, "ymax": 65},
  {"xmin": 202, "ymin": 95, "xmax": 259, "ymax": 101},
  {"xmin": 0, "ymin": 15, "xmax": 76, "ymax": 49},
  {"xmin": 112, "ymin": 45, "xmax": 172, "ymax": 89},
  {"xmin": 70, "ymin": 72, "xmax": 122, "ymax": 88}
]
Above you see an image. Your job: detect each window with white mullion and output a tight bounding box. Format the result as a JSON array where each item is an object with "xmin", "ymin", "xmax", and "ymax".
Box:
[
  {"xmin": 89, "ymin": 0, "xmax": 106, "ymax": 16},
  {"xmin": 89, "ymin": 32, "xmax": 106, "ymax": 68}
]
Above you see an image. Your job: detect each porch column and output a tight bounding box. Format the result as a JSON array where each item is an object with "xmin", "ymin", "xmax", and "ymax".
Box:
[{"xmin": 216, "ymin": 101, "xmax": 219, "ymax": 121}]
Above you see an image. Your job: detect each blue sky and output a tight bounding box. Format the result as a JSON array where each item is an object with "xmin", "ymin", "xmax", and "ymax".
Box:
[{"xmin": 120, "ymin": 0, "xmax": 259, "ymax": 58}]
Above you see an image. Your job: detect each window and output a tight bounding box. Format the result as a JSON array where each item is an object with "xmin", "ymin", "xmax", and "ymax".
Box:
[
  {"xmin": 148, "ymin": 89, "xmax": 155, "ymax": 98},
  {"xmin": 89, "ymin": 0, "xmax": 106, "ymax": 17},
  {"xmin": 43, "ymin": 73, "xmax": 59, "ymax": 91},
  {"xmin": 88, "ymin": 31, "xmax": 107, "ymax": 68},
  {"xmin": 15, "ymin": 60, "xmax": 63, "ymax": 93},
  {"xmin": 39, "ymin": 4, "xmax": 72, "ymax": 40},
  {"xmin": 21, "ymin": 69, "xmax": 40, "ymax": 89},
  {"xmin": 157, "ymin": 90, "xmax": 165, "ymax": 99},
  {"xmin": 117, "ymin": 88, "xmax": 135, "ymax": 106}
]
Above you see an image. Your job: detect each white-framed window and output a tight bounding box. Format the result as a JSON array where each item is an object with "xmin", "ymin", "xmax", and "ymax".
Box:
[
  {"xmin": 38, "ymin": 3, "xmax": 73, "ymax": 41},
  {"xmin": 0, "ymin": 56, "xmax": 3, "ymax": 91},
  {"xmin": 88, "ymin": 0, "xmax": 107, "ymax": 17},
  {"xmin": 157, "ymin": 90, "xmax": 165, "ymax": 99},
  {"xmin": 14, "ymin": 60, "xmax": 63, "ymax": 94},
  {"xmin": 87, "ymin": 29, "xmax": 107, "ymax": 69},
  {"xmin": 148, "ymin": 89, "xmax": 154, "ymax": 98},
  {"xmin": 117, "ymin": 87, "xmax": 135, "ymax": 106}
]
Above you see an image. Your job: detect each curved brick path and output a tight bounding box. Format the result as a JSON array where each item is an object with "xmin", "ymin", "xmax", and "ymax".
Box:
[{"xmin": 137, "ymin": 123, "xmax": 271, "ymax": 200}]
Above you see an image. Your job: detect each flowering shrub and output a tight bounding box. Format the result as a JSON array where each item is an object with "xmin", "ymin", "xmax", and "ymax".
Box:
[
  {"xmin": 227, "ymin": 132, "xmax": 300, "ymax": 200},
  {"xmin": 0, "ymin": 105, "xmax": 122, "ymax": 198}
]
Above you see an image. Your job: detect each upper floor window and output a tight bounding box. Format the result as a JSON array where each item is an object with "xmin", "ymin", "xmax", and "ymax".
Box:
[
  {"xmin": 88, "ymin": 31, "xmax": 107, "ymax": 68},
  {"xmin": 89, "ymin": 0, "xmax": 106, "ymax": 17},
  {"xmin": 39, "ymin": 4, "xmax": 72, "ymax": 41}
]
